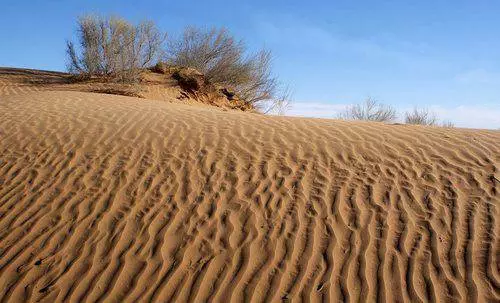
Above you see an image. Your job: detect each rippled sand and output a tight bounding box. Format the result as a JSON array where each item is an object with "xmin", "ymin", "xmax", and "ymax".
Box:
[{"xmin": 0, "ymin": 73, "xmax": 499, "ymax": 302}]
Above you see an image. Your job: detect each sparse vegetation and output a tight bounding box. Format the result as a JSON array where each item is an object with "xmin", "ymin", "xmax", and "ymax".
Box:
[
  {"xmin": 263, "ymin": 86, "xmax": 292, "ymax": 115},
  {"xmin": 404, "ymin": 108, "xmax": 438, "ymax": 126},
  {"xmin": 337, "ymin": 101, "xmax": 457, "ymax": 127},
  {"xmin": 441, "ymin": 120, "xmax": 455, "ymax": 128},
  {"xmin": 165, "ymin": 26, "xmax": 287, "ymax": 109},
  {"xmin": 63, "ymin": 16, "xmax": 462, "ymax": 126},
  {"xmin": 338, "ymin": 97, "xmax": 397, "ymax": 122},
  {"xmin": 66, "ymin": 18, "xmax": 290, "ymax": 111},
  {"xmin": 66, "ymin": 15, "xmax": 165, "ymax": 82},
  {"xmin": 166, "ymin": 27, "xmax": 246, "ymax": 84}
]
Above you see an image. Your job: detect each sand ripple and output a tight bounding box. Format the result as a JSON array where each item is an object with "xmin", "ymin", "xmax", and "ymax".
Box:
[{"xmin": 0, "ymin": 91, "xmax": 499, "ymax": 302}]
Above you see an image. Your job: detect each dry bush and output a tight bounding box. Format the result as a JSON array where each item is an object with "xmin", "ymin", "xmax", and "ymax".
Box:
[
  {"xmin": 166, "ymin": 26, "xmax": 286, "ymax": 109},
  {"xmin": 404, "ymin": 108, "xmax": 438, "ymax": 125},
  {"xmin": 338, "ymin": 98, "xmax": 397, "ymax": 122},
  {"xmin": 66, "ymin": 15, "xmax": 165, "ymax": 82},
  {"xmin": 166, "ymin": 27, "xmax": 245, "ymax": 83},
  {"xmin": 441, "ymin": 120, "xmax": 455, "ymax": 128},
  {"xmin": 262, "ymin": 86, "xmax": 293, "ymax": 115}
]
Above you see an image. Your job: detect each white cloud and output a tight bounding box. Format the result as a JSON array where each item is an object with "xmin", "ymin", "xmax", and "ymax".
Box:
[
  {"xmin": 287, "ymin": 102, "xmax": 349, "ymax": 119},
  {"xmin": 428, "ymin": 105, "xmax": 500, "ymax": 129}
]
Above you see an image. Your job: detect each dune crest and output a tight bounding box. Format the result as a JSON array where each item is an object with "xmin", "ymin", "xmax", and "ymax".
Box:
[{"xmin": 0, "ymin": 86, "xmax": 499, "ymax": 301}]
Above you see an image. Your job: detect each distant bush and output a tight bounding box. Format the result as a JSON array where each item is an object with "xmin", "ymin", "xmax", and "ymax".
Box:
[
  {"xmin": 338, "ymin": 98, "xmax": 397, "ymax": 122},
  {"xmin": 404, "ymin": 108, "xmax": 438, "ymax": 126},
  {"xmin": 263, "ymin": 86, "xmax": 292, "ymax": 115},
  {"xmin": 66, "ymin": 15, "xmax": 165, "ymax": 82},
  {"xmin": 441, "ymin": 120, "xmax": 455, "ymax": 128},
  {"xmin": 165, "ymin": 26, "xmax": 287, "ymax": 109}
]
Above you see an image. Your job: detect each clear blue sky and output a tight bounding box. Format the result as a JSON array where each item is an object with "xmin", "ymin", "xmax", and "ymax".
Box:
[{"xmin": 1, "ymin": 0, "xmax": 499, "ymax": 128}]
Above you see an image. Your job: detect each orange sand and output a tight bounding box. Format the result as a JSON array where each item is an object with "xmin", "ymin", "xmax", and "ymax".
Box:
[{"xmin": 0, "ymin": 70, "xmax": 499, "ymax": 302}]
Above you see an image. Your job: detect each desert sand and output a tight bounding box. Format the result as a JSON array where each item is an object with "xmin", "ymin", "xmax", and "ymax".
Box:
[{"xmin": 0, "ymin": 70, "xmax": 499, "ymax": 302}]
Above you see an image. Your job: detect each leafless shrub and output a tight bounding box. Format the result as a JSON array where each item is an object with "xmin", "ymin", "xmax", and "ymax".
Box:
[
  {"xmin": 166, "ymin": 27, "xmax": 244, "ymax": 82},
  {"xmin": 441, "ymin": 120, "xmax": 455, "ymax": 128},
  {"xmin": 338, "ymin": 98, "xmax": 397, "ymax": 122},
  {"xmin": 66, "ymin": 15, "xmax": 166, "ymax": 82},
  {"xmin": 263, "ymin": 86, "xmax": 293, "ymax": 115},
  {"xmin": 404, "ymin": 108, "xmax": 438, "ymax": 125},
  {"xmin": 166, "ymin": 26, "xmax": 286, "ymax": 109}
]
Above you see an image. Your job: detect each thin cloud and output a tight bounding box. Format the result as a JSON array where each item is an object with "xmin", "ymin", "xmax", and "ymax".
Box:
[
  {"xmin": 287, "ymin": 102, "xmax": 349, "ymax": 118},
  {"xmin": 428, "ymin": 105, "xmax": 500, "ymax": 129}
]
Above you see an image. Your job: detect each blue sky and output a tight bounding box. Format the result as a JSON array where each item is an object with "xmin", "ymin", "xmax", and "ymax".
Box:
[{"xmin": 1, "ymin": 0, "xmax": 499, "ymax": 128}]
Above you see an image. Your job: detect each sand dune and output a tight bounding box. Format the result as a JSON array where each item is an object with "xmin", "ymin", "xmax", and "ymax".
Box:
[
  {"xmin": 0, "ymin": 83, "xmax": 499, "ymax": 302},
  {"xmin": 0, "ymin": 67, "xmax": 252, "ymax": 111}
]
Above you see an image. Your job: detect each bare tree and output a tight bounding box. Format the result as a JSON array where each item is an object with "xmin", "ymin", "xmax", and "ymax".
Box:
[
  {"xmin": 66, "ymin": 15, "xmax": 165, "ymax": 82},
  {"xmin": 166, "ymin": 26, "xmax": 285, "ymax": 109},
  {"xmin": 338, "ymin": 97, "xmax": 397, "ymax": 122},
  {"xmin": 404, "ymin": 108, "xmax": 438, "ymax": 125}
]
